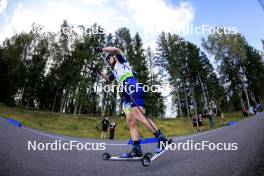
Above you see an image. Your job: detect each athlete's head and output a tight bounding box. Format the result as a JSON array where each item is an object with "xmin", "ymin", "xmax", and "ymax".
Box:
[{"xmin": 106, "ymin": 54, "xmax": 116, "ymax": 66}]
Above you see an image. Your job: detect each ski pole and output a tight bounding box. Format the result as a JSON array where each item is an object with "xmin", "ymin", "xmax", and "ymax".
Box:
[
  {"xmin": 87, "ymin": 65, "xmax": 126, "ymax": 115},
  {"xmin": 97, "ymin": 75, "xmax": 126, "ymax": 115}
]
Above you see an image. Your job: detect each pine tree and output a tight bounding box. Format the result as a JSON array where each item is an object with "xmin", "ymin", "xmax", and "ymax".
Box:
[{"xmin": 202, "ymin": 30, "xmax": 251, "ymax": 112}]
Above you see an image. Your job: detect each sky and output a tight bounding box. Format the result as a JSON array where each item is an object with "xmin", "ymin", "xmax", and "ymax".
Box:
[
  {"xmin": 0, "ymin": 0, "xmax": 263, "ymax": 116},
  {"xmin": 0, "ymin": 0, "xmax": 263, "ymax": 50}
]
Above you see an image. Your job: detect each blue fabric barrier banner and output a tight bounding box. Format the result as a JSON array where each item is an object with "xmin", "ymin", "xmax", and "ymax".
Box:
[
  {"xmin": 128, "ymin": 137, "xmax": 158, "ymax": 145},
  {"xmin": 7, "ymin": 118, "xmax": 22, "ymax": 127},
  {"xmin": 227, "ymin": 121, "xmax": 237, "ymax": 126}
]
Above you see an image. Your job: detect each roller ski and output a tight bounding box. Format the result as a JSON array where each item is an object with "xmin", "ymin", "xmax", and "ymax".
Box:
[
  {"xmin": 102, "ymin": 139, "xmax": 173, "ymax": 167},
  {"xmin": 103, "ymin": 141, "xmax": 153, "ymax": 167},
  {"xmin": 102, "ymin": 150, "xmax": 153, "ymax": 167}
]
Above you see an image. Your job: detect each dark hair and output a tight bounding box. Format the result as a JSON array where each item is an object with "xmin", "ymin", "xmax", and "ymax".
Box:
[{"xmin": 106, "ymin": 54, "xmax": 114, "ymax": 61}]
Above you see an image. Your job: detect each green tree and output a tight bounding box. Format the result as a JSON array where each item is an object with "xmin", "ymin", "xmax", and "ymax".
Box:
[
  {"xmin": 202, "ymin": 30, "xmax": 251, "ymax": 111},
  {"xmin": 156, "ymin": 32, "xmax": 191, "ymax": 118},
  {"xmin": 0, "ymin": 32, "xmax": 32, "ymax": 105},
  {"xmin": 243, "ymin": 43, "xmax": 264, "ymax": 104}
]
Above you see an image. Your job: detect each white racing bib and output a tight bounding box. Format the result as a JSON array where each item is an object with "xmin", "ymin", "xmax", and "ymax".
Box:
[{"xmin": 114, "ymin": 61, "xmax": 134, "ymax": 83}]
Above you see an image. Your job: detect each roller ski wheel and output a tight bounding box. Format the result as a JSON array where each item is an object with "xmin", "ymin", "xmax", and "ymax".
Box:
[
  {"xmin": 141, "ymin": 152, "xmax": 152, "ymax": 167},
  {"xmin": 144, "ymin": 152, "xmax": 153, "ymax": 159},
  {"xmin": 141, "ymin": 157, "xmax": 151, "ymax": 167},
  {"xmin": 102, "ymin": 153, "xmax": 111, "ymax": 160}
]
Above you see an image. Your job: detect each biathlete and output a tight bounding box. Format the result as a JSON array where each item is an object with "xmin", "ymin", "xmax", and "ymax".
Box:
[{"xmin": 96, "ymin": 46, "xmax": 170, "ymax": 158}]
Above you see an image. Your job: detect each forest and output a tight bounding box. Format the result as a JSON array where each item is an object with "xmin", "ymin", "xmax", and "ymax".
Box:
[{"xmin": 1, "ymin": 21, "xmax": 263, "ymax": 118}]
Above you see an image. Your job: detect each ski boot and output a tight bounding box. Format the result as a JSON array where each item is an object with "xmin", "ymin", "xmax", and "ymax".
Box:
[
  {"xmin": 154, "ymin": 129, "xmax": 172, "ymax": 154},
  {"xmin": 119, "ymin": 141, "xmax": 143, "ymax": 158}
]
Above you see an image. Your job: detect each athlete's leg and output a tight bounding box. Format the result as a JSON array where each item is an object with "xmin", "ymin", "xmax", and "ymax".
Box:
[
  {"xmin": 131, "ymin": 106, "xmax": 158, "ymax": 132},
  {"xmin": 126, "ymin": 77, "xmax": 171, "ymax": 153},
  {"xmin": 131, "ymin": 106, "xmax": 171, "ymax": 153},
  {"xmin": 124, "ymin": 78, "xmax": 158, "ymax": 132},
  {"xmin": 120, "ymin": 107, "xmax": 143, "ymax": 158},
  {"xmin": 125, "ymin": 111, "xmax": 140, "ymax": 141},
  {"xmin": 120, "ymin": 94, "xmax": 143, "ymax": 158}
]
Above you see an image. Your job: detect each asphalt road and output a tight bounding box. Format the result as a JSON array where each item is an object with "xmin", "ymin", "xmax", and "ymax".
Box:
[{"xmin": 0, "ymin": 114, "xmax": 264, "ymax": 176}]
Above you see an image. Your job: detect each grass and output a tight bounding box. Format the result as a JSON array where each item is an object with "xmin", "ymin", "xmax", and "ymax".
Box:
[{"xmin": 0, "ymin": 103, "xmax": 246, "ymax": 140}]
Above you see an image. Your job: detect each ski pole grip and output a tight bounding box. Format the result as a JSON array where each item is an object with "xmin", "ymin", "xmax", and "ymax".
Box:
[{"xmin": 95, "ymin": 47, "xmax": 103, "ymax": 53}]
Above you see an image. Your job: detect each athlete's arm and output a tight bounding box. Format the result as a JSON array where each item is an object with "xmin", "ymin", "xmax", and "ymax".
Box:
[
  {"xmin": 99, "ymin": 72, "xmax": 115, "ymax": 82},
  {"xmin": 100, "ymin": 72, "xmax": 110, "ymax": 81},
  {"xmin": 102, "ymin": 47, "xmax": 121, "ymax": 54},
  {"xmin": 100, "ymin": 47, "xmax": 127, "ymax": 63}
]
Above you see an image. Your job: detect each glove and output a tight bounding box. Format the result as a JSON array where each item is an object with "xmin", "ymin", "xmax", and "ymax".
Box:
[{"xmin": 95, "ymin": 47, "xmax": 103, "ymax": 53}]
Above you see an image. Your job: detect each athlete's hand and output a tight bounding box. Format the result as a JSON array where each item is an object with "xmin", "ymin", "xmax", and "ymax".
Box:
[{"xmin": 95, "ymin": 47, "xmax": 103, "ymax": 53}]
